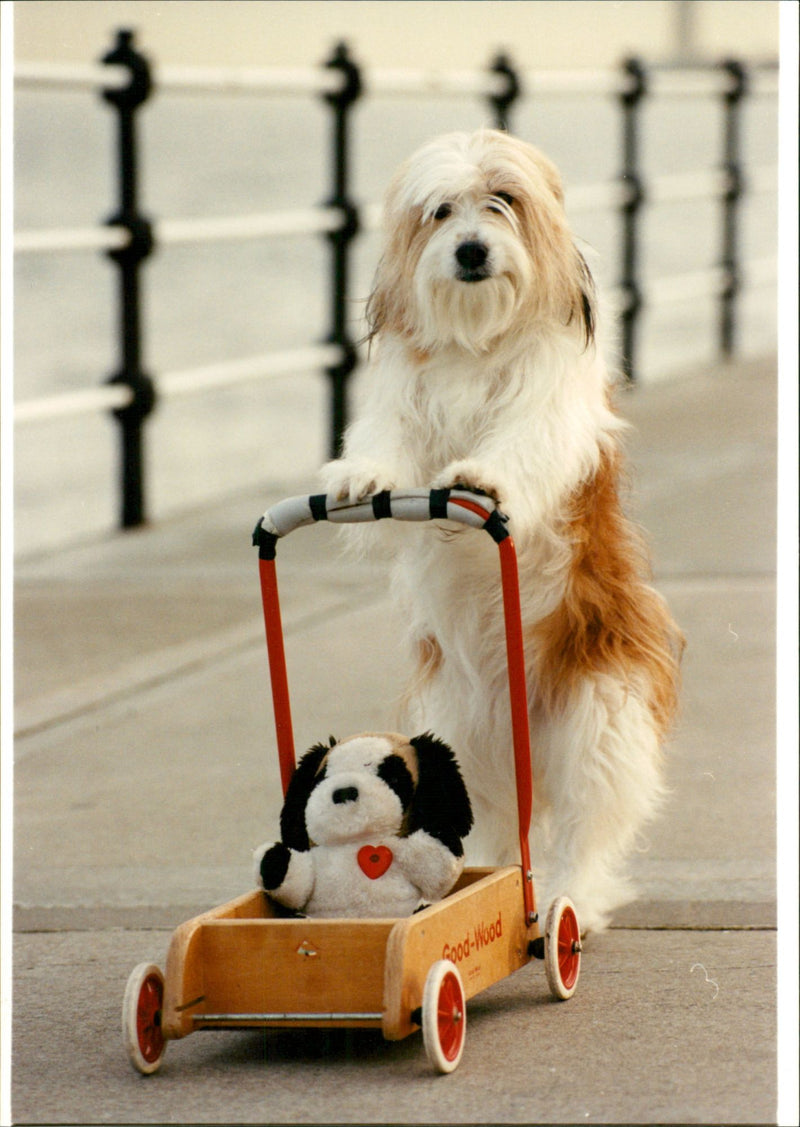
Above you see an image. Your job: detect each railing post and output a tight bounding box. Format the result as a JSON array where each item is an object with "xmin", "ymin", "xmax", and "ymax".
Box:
[
  {"xmin": 488, "ymin": 53, "xmax": 522, "ymax": 131},
  {"xmin": 719, "ymin": 58, "xmax": 747, "ymax": 357},
  {"xmin": 101, "ymin": 28, "xmax": 156, "ymax": 529},
  {"xmin": 618, "ymin": 57, "xmax": 646, "ymax": 384},
  {"xmin": 322, "ymin": 42, "xmax": 362, "ymax": 459}
]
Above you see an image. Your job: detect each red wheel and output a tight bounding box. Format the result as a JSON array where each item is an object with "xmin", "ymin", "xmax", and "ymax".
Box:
[
  {"xmin": 422, "ymin": 959, "xmax": 466, "ymax": 1073},
  {"xmin": 544, "ymin": 896, "xmax": 582, "ymax": 1000},
  {"xmin": 123, "ymin": 963, "xmax": 167, "ymax": 1074}
]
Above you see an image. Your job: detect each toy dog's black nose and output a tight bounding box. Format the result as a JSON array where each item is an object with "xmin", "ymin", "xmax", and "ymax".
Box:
[{"xmin": 332, "ymin": 786, "xmax": 359, "ymax": 805}]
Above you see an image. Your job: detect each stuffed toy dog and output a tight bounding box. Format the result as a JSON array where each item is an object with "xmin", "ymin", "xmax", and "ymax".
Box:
[{"xmin": 253, "ymin": 731, "xmax": 473, "ymax": 918}]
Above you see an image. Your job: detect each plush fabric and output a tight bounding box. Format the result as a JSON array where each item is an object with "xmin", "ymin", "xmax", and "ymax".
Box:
[{"xmin": 254, "ymin": 732, "xmax": 473, "ymax": 918}]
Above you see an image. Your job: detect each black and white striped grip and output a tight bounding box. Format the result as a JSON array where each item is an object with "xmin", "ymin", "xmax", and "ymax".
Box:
[{"xmin": 253, "ymin": 488, "xmax": 508, "ymax": 557}]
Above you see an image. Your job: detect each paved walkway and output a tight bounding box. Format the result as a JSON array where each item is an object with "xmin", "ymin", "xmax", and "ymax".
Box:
[{"xmin": 11, "ymin": 354, "xmax": 790, "ymax": 1124}]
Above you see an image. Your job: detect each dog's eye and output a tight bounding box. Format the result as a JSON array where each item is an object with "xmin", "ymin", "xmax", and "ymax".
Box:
[
  {"xmin": 488, "ymin": 192, "xmax": 515, "ymax": 214},
  {"xmin": 433, "ymin": 203, "xmax": 452, "ymax": 221}
]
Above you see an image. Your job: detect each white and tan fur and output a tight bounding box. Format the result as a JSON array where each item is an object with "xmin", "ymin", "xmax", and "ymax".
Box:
[{"xmin": 321, "ymin": 129, "xmax": 683, "ymax": 933}]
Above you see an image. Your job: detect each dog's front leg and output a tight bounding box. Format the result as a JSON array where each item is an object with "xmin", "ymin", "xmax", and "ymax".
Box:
[
  {"xmin": 431, "ymin": 449, "xmax": 553, "ymax": 535},
  {"xmin": 319, "ymin": 380, "xmax": 415, "ymax": 501},
  {"xmin": 431, "ymin": 458, "xmax": 507, "ymax": 507},
  {"xmin": 319, "ymin": 455, "xmax": 397, "ymax": 504}
]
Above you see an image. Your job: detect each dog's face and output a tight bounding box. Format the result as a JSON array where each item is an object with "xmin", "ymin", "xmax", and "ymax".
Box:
[
  {"xmin": 304, "ymin": 734, "xmax": 418, "ymax": 846},
  {"xmin": 369, "ymin": 129, "xmax": 594, "ymax": 353},
  {"xmin": 279, "ymin": 732, "xmax": 474, "ymax": 854}
]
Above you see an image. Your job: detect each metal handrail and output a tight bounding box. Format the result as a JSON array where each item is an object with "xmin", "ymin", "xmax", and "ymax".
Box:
[
  {"xmin": 14, "ymin": 35, "xmax": 778, "ymax": 532},
  {"xmin": 15, "ymin": 59, "xmax": 778, "ymax": 99},
  {"xmin": 14, "ymin": 345, "xmax": 345, "ymax": 426},
  {"xmin": 13, "ymin": 162, "xmax": 778, "ymax": 256}
]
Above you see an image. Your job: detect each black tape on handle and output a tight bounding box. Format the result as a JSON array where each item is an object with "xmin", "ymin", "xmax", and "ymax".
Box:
[
  {"xmin": 428, "ymin": 488, "xmax": 451, "ymax": 520},
  {"xmin": 483, "ymin": 508, "xmax": 510, "ymax": 543},
  {"xmin": 252, "ymin": 518, "xmax": 279, "ymax": 560},
  {"xmin": 371, "ymin": 490, "xmax": 393, "ymax": 520},
  {"xmin": 309, "ymin": 494, "xmax": 329, "ymax": 522}
]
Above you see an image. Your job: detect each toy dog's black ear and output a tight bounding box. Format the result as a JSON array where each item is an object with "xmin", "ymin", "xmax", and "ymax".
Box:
[
  {"xmin": 279, "ymin": 740, "xmax": 331, "ymax": 851},
  {"xmin": 407, "ymin": 733, "xmax": 474, "ymax": 856}
]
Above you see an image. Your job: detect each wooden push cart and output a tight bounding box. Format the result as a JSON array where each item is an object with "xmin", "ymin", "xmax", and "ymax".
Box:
[{"xmin": 123, "ymin": 488, "xmax": 582, "ymax": 1075}]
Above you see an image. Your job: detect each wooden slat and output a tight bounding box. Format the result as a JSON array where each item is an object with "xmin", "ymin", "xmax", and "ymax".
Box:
[
  {"xmin": 197, "ymin": 918, "xmax": 395, "ymax": 1018},
  {"xmin": 383, "ymin": 867, "xmax": 536, "ymax": 1040},
  {"xmin": 160, "ymin": 890, "xmax": 398, "ymax": 1037},
  {"xmin": 161, "ymin": 890, "xmax": 271, "ymax": 1037}
]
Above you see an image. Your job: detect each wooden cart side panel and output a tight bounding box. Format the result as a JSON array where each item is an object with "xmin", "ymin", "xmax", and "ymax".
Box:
[
  {"xmin": 161, "ymin": 890, "xmax": 273, "ymax": 1037},
  {"xmin": 199, "ymin": 919, "xmax": 394, "ymax": 1016},
  {"xmin": 175, "ymin": 889, "xmax": 271, "ymax": 924},
  {"xmin": 383, "ymin": 868, "xmax": 534, "ymax": 1040},
  {"xmin": 449, "ymin": 867, "xmax": 499, "ymax": 894},
  {"xmin": 167, "ymin": 917, "xmax": 396, "ymax": 1030}
]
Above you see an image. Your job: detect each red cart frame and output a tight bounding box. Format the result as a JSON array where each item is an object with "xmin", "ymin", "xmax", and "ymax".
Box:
[{"xmin": 122, "ymin": 488, "xmax": 581, "ymax": 1076}]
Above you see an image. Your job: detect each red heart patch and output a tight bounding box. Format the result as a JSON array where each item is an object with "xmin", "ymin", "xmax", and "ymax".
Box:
[{"xmin": 357, "ymin": 844, "xmax": 393, "ymax": 880}]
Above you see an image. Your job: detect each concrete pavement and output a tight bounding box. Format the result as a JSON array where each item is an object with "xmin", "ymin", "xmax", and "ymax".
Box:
[{"xmin": 11, "ymin": 354, "xmax": 786, "ymax": 1123}]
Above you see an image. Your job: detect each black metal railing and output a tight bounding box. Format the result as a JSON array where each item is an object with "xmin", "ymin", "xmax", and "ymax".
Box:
[
  {"xmin": 14, "ymin": 30, "xmax": 777, "ymax": 533},
  {"xmin": 101, "ymin": 30, "xmax": 157, "ymax": 528}
]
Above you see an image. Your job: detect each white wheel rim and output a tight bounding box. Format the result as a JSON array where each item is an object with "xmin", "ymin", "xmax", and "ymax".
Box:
[
  {"xmin": 544, "ymin": 897, "xmax": 581, "ymax": 1000},
  {"xmin": 123, "ymin": 962, "xmax": 166, "ymax": 1074},
  {"xmin": 422, "ymin": 959, "xmax": 466, "ymax": 1073}
]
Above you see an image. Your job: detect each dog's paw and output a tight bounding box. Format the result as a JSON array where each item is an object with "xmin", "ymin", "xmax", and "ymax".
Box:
[
  {"xmin": 320, "ymin": 458, "xmax": 396, "ymax": 504},
  {"xmin": 433, "ymin": 460, "xmax": 504, "ymax": 506}
]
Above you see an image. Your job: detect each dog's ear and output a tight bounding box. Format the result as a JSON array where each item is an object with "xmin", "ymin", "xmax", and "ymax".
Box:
[
  {"xmin": 572, "ymin": 248, "xmax": 596, "ymax": 347},
  {"xmin": 365, "ymin": 271, "xmax": 388, "ymax": 341},
  {"xmin": 407, "ymin": 733, "xmax": 474, "ymax": 856},
  {"xmin": 365, "ymin": 191, "xmax": 424, "ymax": 344},
  {"xmin": 279, "ymin": 740, "xmax": 331, "ymax": 851},
  {"xmin": 366, "ymin": 246, "xmax": 408, "ymax": 344}
]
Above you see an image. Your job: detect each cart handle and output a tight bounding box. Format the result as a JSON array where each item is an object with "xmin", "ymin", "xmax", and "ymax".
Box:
[
  {"xmin": 252, "ymin": 487, "xmax": 509, "ymax": 557},
  {"xmin": 252, "ymin": 487, "xmax": 537, "ymax": 927}
]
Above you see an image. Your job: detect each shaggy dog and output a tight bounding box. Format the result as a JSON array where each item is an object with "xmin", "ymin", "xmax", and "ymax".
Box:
[{"xmin": 321, "ymin": 129, "xmax": 683, "ymax": 933}]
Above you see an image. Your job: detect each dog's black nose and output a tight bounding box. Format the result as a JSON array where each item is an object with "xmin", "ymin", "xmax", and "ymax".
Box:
[
  {"xmin": 332, "ymin": 786, "xmax": 359, "ymax": 805},
  {"xmin": 455, "ymin": 240, "xmax": 489, "ymax": 271}
]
